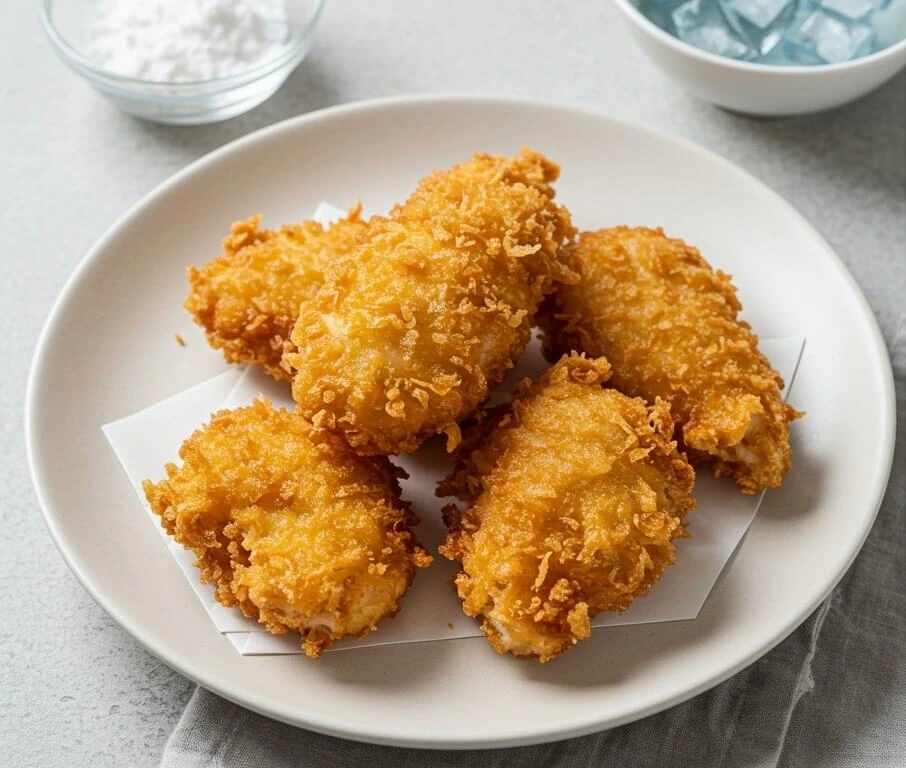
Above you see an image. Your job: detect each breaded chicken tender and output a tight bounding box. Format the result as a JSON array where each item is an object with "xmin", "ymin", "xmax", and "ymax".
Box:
[
  {"xmin": 540, "ymin": 227, "xmax": 802, "ymax": 494},
  {"xmin": 142, "ymin": 398, "xmax": 430, "ymax": 657},
  {"xmin": 439, "ymin": 354, "xmax": 695, "ymax": 662},
  {"xmin": 283, "ymin": 149, "xmax": 576, "ymax": 456},
  {"xmin": 184, "ymin": 206, "xmax": 368, "ymax": 380}
]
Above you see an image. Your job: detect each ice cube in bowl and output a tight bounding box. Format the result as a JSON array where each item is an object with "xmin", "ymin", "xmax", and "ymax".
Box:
[
  {"xmin": 616, "ymin": 0, "xmax": 906, "ymax": 115},
  {"xmin": 785, "ymin": 8, "xmax": 875, "ymax": 64},
  {"xmin": 722, "ymin": 0, "xmax": 798, "ymax": 55},
  {"xmin": 821, "ymin": 0, "xmax": 889, "ymax": 23},
  {"xmin": 672, "ymin": 0, "xmax": 757, "ymax": 60}
]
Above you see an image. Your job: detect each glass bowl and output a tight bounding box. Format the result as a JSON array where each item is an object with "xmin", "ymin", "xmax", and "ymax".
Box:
[{"xmin": 40, "ymin": 0, "xmax": 325, "ymax": 125}]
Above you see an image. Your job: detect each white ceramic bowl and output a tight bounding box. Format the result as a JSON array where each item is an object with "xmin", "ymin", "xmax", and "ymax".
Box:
[{"xmin": 615, "ymin": 0, "xmax": 906, "ymax": 116}]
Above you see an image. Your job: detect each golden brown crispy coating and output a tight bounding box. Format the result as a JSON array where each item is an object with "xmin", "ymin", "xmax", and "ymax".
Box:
[
  {"xmin": 283, "ymin": 148, "xmax": 576, "ymax": 456},
  {"xmin": 142, "ymin": 399, "xmax": 431, "ymax": 657},
  {"xmin": 184, "ymin": 206, "xmax": 368, "ymax": 380},
  {"xmin": 439, "ymin": 354, "xmax": 695, "ymax": 662},
  {"xmin": 540, "ymin": 227, "xmax": 802, "ymax": 494}
]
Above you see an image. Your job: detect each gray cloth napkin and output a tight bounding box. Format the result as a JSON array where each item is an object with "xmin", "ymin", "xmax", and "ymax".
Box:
[{"xmin": 161, "ymin": 317, "xmax": 906, "ymax": 768}]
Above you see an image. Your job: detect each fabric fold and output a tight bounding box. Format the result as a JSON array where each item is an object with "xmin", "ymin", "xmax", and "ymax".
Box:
[{"xmin": 161, "ymin": 319, "xmax": 905, "ymax": 768}]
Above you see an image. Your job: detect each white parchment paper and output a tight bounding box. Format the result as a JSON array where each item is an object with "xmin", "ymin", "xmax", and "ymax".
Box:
[{"xmin": 102, "ymin": 203, "xmax": 805, "ymax": 655}]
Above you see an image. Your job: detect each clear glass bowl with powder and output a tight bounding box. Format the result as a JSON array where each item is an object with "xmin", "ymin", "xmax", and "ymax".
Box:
[{"xmin": 40, "ymin": 0, "xmax": 325, "ymax": 125}]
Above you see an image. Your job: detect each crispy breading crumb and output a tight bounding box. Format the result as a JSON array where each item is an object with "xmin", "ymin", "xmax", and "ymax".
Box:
[
  {"xmin": 440, "ymin": 353, "xmax": 695, "ymax": 662},
  {"xmin": 285, "ymin": 149, "xmax": 577, "ymax": 455},
  {"xmin": 142, "ymin": 399, "xmax": 430, "ymax": 656},
  {"xmin": 174, "ymin": 333, "xmax": 186, "ymax": 347},
  {"xmin": 184, "ymin": 205, "xmax": 368, "ymax": 380},
  {"xmin": 539, "ymin": 227, "xmax": 802, "ymax": 494}
]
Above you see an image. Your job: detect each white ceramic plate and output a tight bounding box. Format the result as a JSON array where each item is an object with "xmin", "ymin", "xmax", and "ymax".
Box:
[{"xmin": 26, "ymin": 96, "xmax": 895, "ymax": 749}]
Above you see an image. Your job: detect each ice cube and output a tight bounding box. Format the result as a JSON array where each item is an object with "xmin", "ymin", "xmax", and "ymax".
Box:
[
  {"xmin": 872, "ymin": 0, "xmax": 906, "ymax": 48},
  {"xmin": 636, "ymin": 0, "xmax": 688, "ymax": 33},
  {"xmin": 725, "ymin": 0, "xmax": 795, "ymax": 28},
  {"xmin": 758, "ymin": 42, "xmax": 805, "ymax": 62},
  {"xmin": 722, "ymin": 0, "xmax": 798, "ymax": 55},
  {"xmin": 785, "ymin": 8, "xmax": 875, "ymax": 62},
  {"xmin": 820, "ymin": 0, "xmax": 888, "ymax": 22},
  {"xmin": 672, "ymin": 0, "xmax": 758, "ymax": 59}
]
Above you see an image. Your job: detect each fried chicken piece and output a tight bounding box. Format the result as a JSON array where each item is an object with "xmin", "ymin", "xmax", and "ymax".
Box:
[
  {"xmin": 184, "ymin": 206, "xmax": 368, "ymax": 380},
  {"xmin": 439, "ymin": 354, "xmax": 695, "ymax": 662},
  {"xmin": 283, "ymin": 148, "xmax": 576, "ymax": 456},
  {"xmin": 539, "ymin": 227, "xmax": 802, "ymax": 494},
  {"xmin": 142, "ymin": 398, "xmax": 431, "ymax": 657}
]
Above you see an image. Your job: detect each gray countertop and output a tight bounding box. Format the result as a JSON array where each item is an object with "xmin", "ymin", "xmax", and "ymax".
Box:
[{"xmin": 2, "ymin": 1, "xmax": 904, "ymax": 766}]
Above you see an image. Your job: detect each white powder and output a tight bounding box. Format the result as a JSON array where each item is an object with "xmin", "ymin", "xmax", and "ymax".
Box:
[{"xmin": 86, "ymin": 0, "xmax": 290, "ymax": 83}]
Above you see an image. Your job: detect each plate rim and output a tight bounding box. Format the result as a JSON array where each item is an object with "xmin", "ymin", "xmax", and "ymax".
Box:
[{"xmin": 25, "ymin": 93, "xmax": 897, "ymax": 749}]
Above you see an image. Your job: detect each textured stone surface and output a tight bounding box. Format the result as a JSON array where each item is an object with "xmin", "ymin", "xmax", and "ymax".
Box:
[{"xmin": 1, "ymin": 1, "xmax": 903, "ymax": 766}]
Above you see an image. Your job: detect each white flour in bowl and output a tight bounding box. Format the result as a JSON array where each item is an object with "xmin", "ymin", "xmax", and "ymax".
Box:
[{"xmin": 85, "ymin": 0, "xmax": 289, "ymax": 83}]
